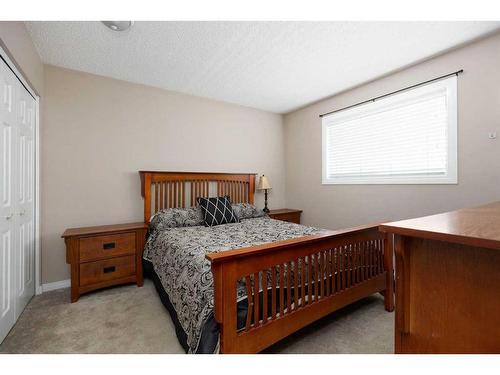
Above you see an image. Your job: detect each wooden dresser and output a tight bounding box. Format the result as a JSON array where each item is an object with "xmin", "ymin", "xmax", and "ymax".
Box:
[
  {"xmin": 380, "ymin": 202, "xmax": 500, "ymax": 354},
  {"xmin": 62, "ymin": 222, "xmax": 148, "ymax": 302},
  {"xmin": 268, "ymin": 208, "xmax": 302, "ymax": 224}
]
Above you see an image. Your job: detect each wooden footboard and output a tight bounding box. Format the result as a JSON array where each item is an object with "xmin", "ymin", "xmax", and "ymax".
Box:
[{"xmin": 206, "ymin": 224, "xmax": 394, "ymax": 353}]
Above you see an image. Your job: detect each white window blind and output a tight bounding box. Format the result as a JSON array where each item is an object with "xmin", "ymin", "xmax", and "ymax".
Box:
[{"xmin": 322, "ymin": 76, "xmax": 457, "ymax": 184}]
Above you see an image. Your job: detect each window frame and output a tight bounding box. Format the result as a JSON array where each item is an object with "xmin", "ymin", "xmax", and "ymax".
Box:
[{"xmin": 321, "ymin": 76, "xmax": 458, "ymax": 185}]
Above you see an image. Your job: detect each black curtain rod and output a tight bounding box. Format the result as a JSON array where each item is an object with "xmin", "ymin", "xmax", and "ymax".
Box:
[{"xmin": 319, "ymin": 69, "xmax": 463, "ymax": 118}]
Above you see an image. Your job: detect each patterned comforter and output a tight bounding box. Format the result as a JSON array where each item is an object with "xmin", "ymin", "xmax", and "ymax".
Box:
[{"xmin": 143, "ymin": 216, "xmax": 323, "ymax": 353}]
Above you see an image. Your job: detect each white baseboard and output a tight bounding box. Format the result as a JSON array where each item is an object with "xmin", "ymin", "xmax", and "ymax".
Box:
[{"xmin": 42, "ymin": 279, "xmax": 70, "ymax": 292}]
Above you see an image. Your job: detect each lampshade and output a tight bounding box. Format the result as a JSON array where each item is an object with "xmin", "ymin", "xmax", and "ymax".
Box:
[{"xmin": 257, "ymin": 175, "xmax": 272, "ymax": 190}]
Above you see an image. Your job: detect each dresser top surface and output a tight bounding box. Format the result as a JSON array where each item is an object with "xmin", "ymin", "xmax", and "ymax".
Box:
[
  {"xmin": 269, "ymin": 208, "xmax": 302, "ymax": 215},
  {"xmin": 379, "ymin": 201, "xmax": 500, "ymax": 250},
  {"xmin": 62, "ymin": 222, "xmax": 147, "ymax": 238}
]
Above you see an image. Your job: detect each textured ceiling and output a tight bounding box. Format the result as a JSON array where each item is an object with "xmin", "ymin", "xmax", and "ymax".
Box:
[{"xmin": 26, "ymin": 21, "xmax": 500, "ymax": 113}]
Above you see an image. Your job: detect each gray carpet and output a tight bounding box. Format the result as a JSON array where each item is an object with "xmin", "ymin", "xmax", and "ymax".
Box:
[{"xmin": 0, "ymin": 280, "xmax": 393, "ymax": 354}]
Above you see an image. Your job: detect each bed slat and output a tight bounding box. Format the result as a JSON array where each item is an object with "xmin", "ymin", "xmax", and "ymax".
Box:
[
  {"xmin": 279, "ymin": 265, "xmax": 284, "ymax": 316},
  {"xmin": 314, "ymin": 253, "xmax": 319, "ymax": 301},
  {"xmin": 245, "ymin": 276, "xmax": 253, "ymax": 330},
  {"xmin": 271, "ymin": 266, "xmax": 277, "ymax": 320},
  {"xmin": 286, "ymin": 262, "xmax": 292, "ymax": 313},
  {"xmin": 326, "ymin": 250, "xmax": 331, "ymax": 297},
  {"xmin": 300, "ymin": 257, "xmax": 305, "ymax": 307},
  {"xmin": 379, "ymin": 239, "xmax": 384, "ymax": 274},
  {"xmin": 293, "ymin": 259, "xmax": 299, "ymax": 311},
  {"xmin": 262, "ymin": 270, "xmax": 268, "ymax": 324},
  {"xmin": 253, "ymin": 272, "xmax": 260, "ymax": 327}
]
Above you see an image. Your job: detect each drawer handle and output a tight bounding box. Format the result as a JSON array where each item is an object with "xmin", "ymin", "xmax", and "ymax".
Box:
[
  {"xmin": 103, "ymin": 266, "xmax": 116, "ymax": 274},
  {"xmin": 103, "ymin": 242, "xmax": 116, "ymax": 250}
]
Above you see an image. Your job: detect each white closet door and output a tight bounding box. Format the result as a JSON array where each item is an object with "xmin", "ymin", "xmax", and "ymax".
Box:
[
  {"xmin": 0, "ymin": 58, "xmax": 17, "ymax": 342},
  {"xmin": 16, "ymin": 83, "xmax": 35, "ymax": 314},
  {"xmin": 0, "ymin": 56, "xmax": 36, "ymax": 343}
]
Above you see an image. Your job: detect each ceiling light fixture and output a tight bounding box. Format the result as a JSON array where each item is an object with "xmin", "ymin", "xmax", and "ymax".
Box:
[{"xmin": 102, "ymin": 21, "xmax": 134, "ymax": 32}]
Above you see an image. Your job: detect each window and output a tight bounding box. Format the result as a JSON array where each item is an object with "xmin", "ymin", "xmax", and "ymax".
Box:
[{"xmin": 322, "ymin": 76, "xmax": 457, "ymax": 184}]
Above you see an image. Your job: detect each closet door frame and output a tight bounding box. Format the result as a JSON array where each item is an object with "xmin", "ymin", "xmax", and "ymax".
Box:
[{"xmin": 0, "ymin": 43, "xmax": 41, "ymax": 296}]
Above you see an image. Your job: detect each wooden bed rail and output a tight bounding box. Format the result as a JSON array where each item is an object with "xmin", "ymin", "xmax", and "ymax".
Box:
[{"xmin": 206, "ymin": 224, "xmax": 394, "ymax": 353}]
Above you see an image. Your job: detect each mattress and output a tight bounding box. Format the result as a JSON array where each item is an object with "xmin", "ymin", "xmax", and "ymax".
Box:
[{"xmin": 143, "ymin": 216, "xmax": 323, "ymax": 353}]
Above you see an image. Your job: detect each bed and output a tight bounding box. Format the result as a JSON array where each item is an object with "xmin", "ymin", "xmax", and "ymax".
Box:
[{"xmin": 139, "ymin": 171, "xmax": 394, "ymax": 354}]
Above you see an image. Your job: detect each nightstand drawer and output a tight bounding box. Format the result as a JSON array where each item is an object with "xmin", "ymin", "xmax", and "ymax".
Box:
[
  {"xmin": 275, "ymin": 213, "xmax": 300, "ymax": 224},
  {"xmin": 79, "ymin": 255, "xmax": 136, "ymax": 286},
  {"xmin": 269, "ymin": 209, "xmax": 302, "ymax": 224},
  {"xmin": 79, "ymin": 232, "xmax": 136, "ymax": 262}
]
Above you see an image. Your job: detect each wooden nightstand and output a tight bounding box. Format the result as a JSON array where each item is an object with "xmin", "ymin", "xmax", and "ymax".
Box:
[
  {"xmin": 268, "ymin": 209, "xmax": 302, "ymax": 224},
  {"xmin": 62, "ymin": 222, "xmax": 148, "ymax": 303}
]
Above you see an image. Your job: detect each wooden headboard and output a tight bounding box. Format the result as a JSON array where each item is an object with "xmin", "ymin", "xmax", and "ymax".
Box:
[{"xmin": 139, "ymin": 171, "xmax": 256, "ymax": 224}]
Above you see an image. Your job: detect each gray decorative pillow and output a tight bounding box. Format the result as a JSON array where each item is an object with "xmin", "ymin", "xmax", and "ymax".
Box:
[
  {"xmin": 150, "ymin": 207, "xmax": 204, "ymax": 232},
  {"xmin": 232, "ymin": 203, "xmax": 266, "ymax": 220}
]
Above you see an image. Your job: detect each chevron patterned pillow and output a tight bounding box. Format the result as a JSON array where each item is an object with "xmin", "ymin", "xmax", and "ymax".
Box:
[{"xmin": 197, "ymin": 196, "xmax": 239, "ymax": 227}]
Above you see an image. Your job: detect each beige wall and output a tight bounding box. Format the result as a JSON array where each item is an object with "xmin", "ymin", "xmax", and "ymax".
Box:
[
  {"xmin": 284, "ymin": 32, "xmax": 500, "ymax": 229},
  {"xmin": 0, "ymin": 21, "xmax": 44, "ymax": 95},
  {"xmin": 42, "ymin": 65, "xmax": 285, "ymax": 283}
]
